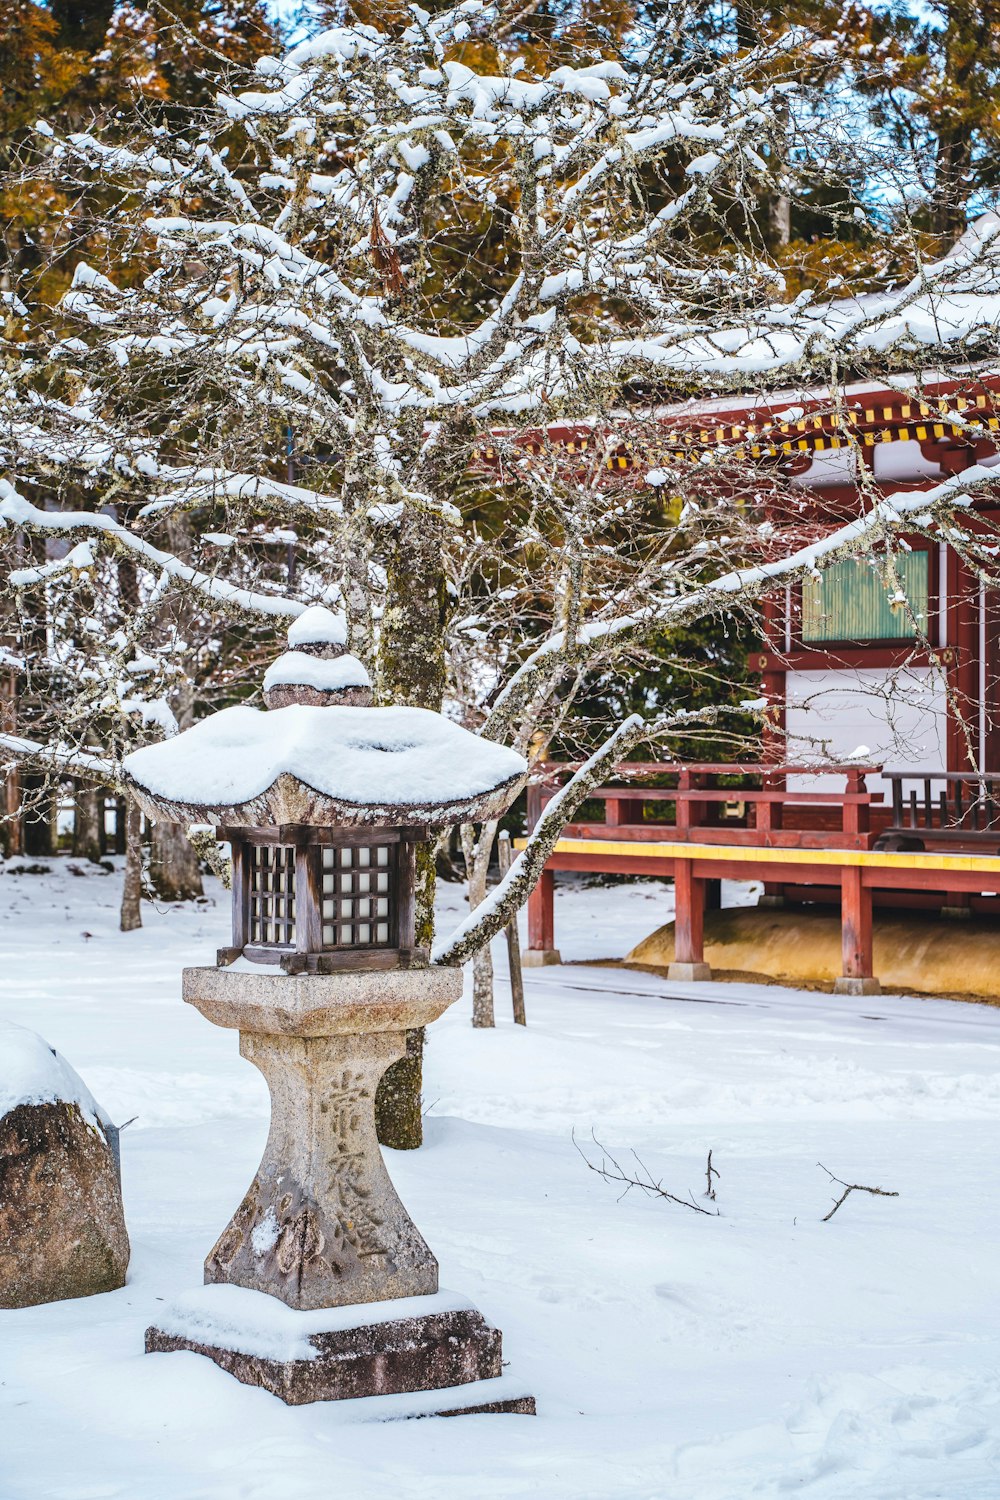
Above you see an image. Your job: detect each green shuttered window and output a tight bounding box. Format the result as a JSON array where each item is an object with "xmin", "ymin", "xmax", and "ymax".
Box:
[{"xmin": 801, "ymin": 552, "xmax": 929, "ymax": 643}]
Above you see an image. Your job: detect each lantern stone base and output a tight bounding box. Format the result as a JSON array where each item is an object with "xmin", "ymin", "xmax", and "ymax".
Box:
[
  {"xmin": 182, "ymin": 965, "xmax": 464, "ymax": 1311},
  {"xmin": 145, "ymin": 1285, "xmax": 535, "ymax": 1415},
  {"xmin": 163, "ymin": 965, "xmax": 534, "ymax": 1413}
]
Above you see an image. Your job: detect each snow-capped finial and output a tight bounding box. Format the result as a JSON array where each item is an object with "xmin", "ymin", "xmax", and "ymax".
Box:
[
  {"xmin": 286, "ymin": 605, "xmax": 348, "ymax": 658},
  {"xmin": 264, "ymin": 606, "xmax": 371, "ymax": 708}
]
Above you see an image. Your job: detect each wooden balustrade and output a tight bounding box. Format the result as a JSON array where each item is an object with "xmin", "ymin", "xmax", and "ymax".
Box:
[
  {"xmin": 527, "ymin": 762, "xmax": 884, "ymax": 852},
  {"xmin": 884, "ymin": 771, "xmax": 1000, "ymax": 850}
]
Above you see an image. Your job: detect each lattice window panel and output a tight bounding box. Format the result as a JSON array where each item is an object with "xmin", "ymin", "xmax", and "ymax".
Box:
[
  {"xmin": 801, "ymin": 551, "xmax": 929, "ymax": 643},
  {"xmin": 249, "ymin": 844, "xmax": 296, "ymax": 947},
  {"xmin": 320, "ymin": 844, "xmax": 394, "ymax": 949}
]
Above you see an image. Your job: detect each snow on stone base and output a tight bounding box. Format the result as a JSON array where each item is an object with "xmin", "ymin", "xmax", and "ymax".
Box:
[{"xmin": 150, "ymin": 1283, "xmax": 484, "ymax": 1363}]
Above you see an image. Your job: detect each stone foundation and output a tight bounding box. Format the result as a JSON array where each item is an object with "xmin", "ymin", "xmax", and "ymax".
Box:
[
  {"xmin": 145, "ymin": 1285, "xmax": 535, "ymax": 1414},
  {"xmin": 521, "ymin": 948, "xmax": 561, "ymax": 967}
]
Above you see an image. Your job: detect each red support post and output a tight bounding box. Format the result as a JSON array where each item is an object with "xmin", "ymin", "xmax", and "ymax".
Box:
[
  {"xmin": 668, "ymin": 859, "xmax": 711, "ymax": 981},
  {"xmin": 835, "ymin": 865, "xmax": 880, "ymax": 995},
  {"xmin": 525, "ymin": 867, "xmax": 561, "ymax": 967},
  {"xmin": 842, "ymin": 769, "xmax": 871, "ymax": 842}
]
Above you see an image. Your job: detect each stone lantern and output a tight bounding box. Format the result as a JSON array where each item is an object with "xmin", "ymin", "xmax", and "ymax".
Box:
[{"xmin": 124, "ymin": 608, "xmax": 533, "ymax": 1415}]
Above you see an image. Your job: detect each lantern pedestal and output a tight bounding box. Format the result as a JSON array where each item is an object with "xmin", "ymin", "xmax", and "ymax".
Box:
[{"xmin": 145, "ymin": 966, "xmax": 535, "ymax": 1414}]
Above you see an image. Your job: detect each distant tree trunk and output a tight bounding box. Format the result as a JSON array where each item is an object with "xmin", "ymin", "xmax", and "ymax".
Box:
[
  {"xmin": 148, "ymin": 821, "xmax": 203, "ymax": 902},
  {"xmin": 21, "ymin": 774, "xmax": 56, "ymax": 856},
  {"xmin": 467, "ymin": 848, "xmax": 496, "ymax": 1028},
  {"xmin": 120, "ymin": 797, "xmax": 143, "ymax": 932},
  {"xmin": 73, "ymin": 781, "xmax": 103, "ymax": 863},
  {"xmin": 932, "ymin": 128, "xmax": 974, "ymax": 244},
  {"xmin": 769, "ymin": 191, "xmax": 791, "ymax": 248},
  {"xmin": 462, "ymin": 818, "xmax": 498, "ymax": 1027},
  {"xmin": 0, "ymin": 669, "xmax": 21, "ymax": 856}
]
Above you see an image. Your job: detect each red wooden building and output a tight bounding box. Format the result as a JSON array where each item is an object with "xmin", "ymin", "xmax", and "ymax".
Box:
[{"xmin": 519, "ymin": 369, "xmax": 1000, "ymax": 994}]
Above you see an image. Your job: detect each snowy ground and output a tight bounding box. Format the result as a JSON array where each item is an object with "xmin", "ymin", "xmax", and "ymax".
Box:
[{"xmin": 1, "ymin": 860, "xmax": 999, "ymax": 1499}]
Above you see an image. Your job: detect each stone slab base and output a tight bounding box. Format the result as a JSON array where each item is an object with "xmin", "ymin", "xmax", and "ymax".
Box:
[
  {"xmin": 667, "ymin": 961, "xmax": 712, "ymax": 981},
  {"xmin": 833, "ymin": 976, "xmax": 882, "ymax": 996},
  {"xmin": 145, "ymin": 1284, "xmax": 535, "ymax": 1414},
  {"xmin": 521, "ymin": 948, "xmax": 561, "ymax": 967}
]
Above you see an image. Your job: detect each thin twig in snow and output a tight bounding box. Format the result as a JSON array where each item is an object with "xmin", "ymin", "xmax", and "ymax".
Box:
[
  {"xmin": 817, "ymin": 1162, "xmax": 899, "ymax": 1221},
  {"xmin": 573, "ymin": 1128, "xmax": 719, "ymax": 1216}
]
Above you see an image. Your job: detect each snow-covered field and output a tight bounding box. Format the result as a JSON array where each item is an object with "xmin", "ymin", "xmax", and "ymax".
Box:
[{"xmin": 2, "ymin": 861, "xmax": 999, "ymax": 1499}]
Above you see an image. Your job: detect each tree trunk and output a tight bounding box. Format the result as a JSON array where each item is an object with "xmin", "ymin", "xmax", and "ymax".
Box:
[
  {"xmin": 148, "ymin": 820, "xmax": 203, "ymax": 902},
  {"xmin": 373, "ymin": 504, "xmax": 449, "ymax": 1149},
  {"xmin": 146, "ymin": 670, "xmax": 203, "ymax": 901},
  {"xmin": 0, "ymin": 670, "xmax": 21, "ymax": 857},
  {"xmin": 374, "ymin": 1026, "xmax": 425, "ymax": 1151},
  {"xmin": 120, "ymin": 797, "xmax": 143, "ymax": 932},
  {"xmin": 471, "ymin": 944, "xmax": 495, "ymax": 1028},
  {"xmin": 932, "ymin": 128, "xmax": 974, "ymax": 244},
  {"xmin": 113, "ymin": 797, "xmax": 127, "ymax": 855},
  {"xmin": 465, "ymin": 829, "xmax": 496, "ymax": 1027},
  {"xmin": 73, "ymin": 781, "xmax": 103, "ymax": 863}
]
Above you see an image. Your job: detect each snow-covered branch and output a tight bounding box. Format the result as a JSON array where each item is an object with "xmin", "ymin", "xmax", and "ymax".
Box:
[
  {"xmin": 0, "ymin": 733, "xmax": 116, "ymax": 785},
  {"xmin": 0, "ymin": 483, "xmax": 303, "ymax": 622},
  {"xmin": 432, "ymin": 712, "xmax": 649, "ymax": 966}
]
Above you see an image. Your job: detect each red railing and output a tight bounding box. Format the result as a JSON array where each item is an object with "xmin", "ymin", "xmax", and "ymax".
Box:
[
  {"xmin": 527, "ymin": 762, "xmax": 887, "ymax": 852},
  {"xmin": 885, "ymin": 771, "xmax": 1000, "ymax": 852}
]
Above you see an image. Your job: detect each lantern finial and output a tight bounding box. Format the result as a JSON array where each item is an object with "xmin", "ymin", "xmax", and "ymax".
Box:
[{"xmin": 263, "ymin": 606, "xmax": 373, "ymax": 709}]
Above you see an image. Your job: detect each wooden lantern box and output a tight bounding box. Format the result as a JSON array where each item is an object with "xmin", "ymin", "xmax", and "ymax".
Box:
[{"xmin": 220, "ymin": 823, "xmax": 430, "ymax": 973}]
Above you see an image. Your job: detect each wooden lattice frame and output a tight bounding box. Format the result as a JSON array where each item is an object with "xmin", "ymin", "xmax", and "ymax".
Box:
[{"xmin": 222, "ymin": 824, "xmax": 425, "ymax": 973}]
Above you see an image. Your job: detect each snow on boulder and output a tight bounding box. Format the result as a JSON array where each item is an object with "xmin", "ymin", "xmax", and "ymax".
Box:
[
  {"xmin": 123, "ymin": 704, "xmax": 527, "ymax": 829},
  {"xmin": 263, "ymin": 650, "xmax": 372, "ymax": 710},
  {"xmin": 0, "ymin": 1021, "xmax": 129, "ymax": 1308}
]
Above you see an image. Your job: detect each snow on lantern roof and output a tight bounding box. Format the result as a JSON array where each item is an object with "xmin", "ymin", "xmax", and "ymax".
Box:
[
  {"xmin": 263, "ymin": 651, "xmax": 371, "ymax": 694},
  {"xmin": 123, "ymin": 704, "xmax": 526, "ymax": 829},
  {"xmin": 287, "ymin": 605, "xmax": 347, "ymax": 649}
]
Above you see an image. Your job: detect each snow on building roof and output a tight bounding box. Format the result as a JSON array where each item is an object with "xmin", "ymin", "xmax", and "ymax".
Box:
[
  {"xmin": 123, "ymin": 704, "xmax": 526, "ymax": 828},
  {"xmin": 0, "ymin": 1020, "xmax": 109, "ymax": 1128},
  {"xmin": 262, "ymin": 651, "xmax": 371, "ymax": 693},
  {"xmin": 287, "ymin": 605, "xmax": 347, "ymax": 649}
]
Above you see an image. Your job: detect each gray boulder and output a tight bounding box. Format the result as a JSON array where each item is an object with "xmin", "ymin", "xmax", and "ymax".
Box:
[{"xmin": 1, "ymin": 1022, "xmax": 129, "ymax": 1308}]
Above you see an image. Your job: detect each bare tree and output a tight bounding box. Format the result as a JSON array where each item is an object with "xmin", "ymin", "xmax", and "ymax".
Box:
[{"xmin": 3, "ymin": 1, "xmax": 1000, "ymax": 1066}]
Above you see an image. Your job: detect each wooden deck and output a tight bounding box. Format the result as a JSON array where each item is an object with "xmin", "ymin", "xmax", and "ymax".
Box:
[{"xmin": 523, "ymin": 763, "xmax": 1000, "ymax": 995}]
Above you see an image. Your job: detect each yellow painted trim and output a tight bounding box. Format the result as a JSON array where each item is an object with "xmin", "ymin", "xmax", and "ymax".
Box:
[{"xmin": 519, "ymin": 837, "xmax": 1000, "ymax": 875}]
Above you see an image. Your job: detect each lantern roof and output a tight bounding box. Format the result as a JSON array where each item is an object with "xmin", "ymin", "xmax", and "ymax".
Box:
[{"xmin": 124, "ymin": 703, "xmax": 526, "ymax": 829}]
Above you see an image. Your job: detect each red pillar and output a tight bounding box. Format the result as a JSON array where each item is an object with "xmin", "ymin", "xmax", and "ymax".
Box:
[
  {"xmin": 668, "ymin": 859, "xmax": 711, "ymax": 981},
  {"xmin": 835, "ymin": 865, "xmax": 880, "ymax": 995},
  {"xmin": 525, "ymin": 867, "xmax": 561, "ymax": 966}
]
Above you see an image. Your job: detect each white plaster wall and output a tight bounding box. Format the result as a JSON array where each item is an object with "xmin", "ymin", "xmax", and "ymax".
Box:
[
  {"xmin": 784, "ymin": 666, "xmax": 948, "ymax": 799},
  {"xmin": 872, "ymin": 439, "xmax": 944, "ymax": 482}
]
